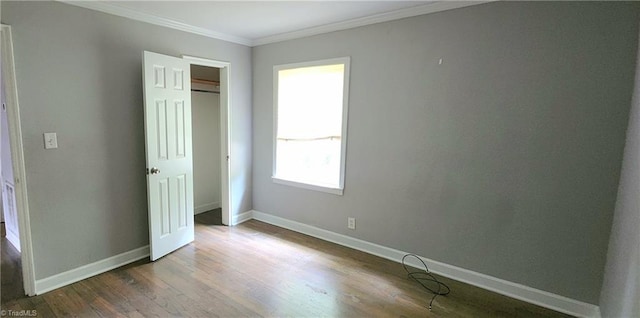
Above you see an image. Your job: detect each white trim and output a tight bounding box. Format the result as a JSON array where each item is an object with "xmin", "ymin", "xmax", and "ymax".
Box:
[
  {"xmin": 252, "ymin": 1, "xmax": 497, "ymax": 46},
  {"xmin": 272, "ymin": 177, "xmax": 343, "ymax": 196},
  {"xmin": 232, "ymin": 210, "xmax": 253, "ymax": 226},
  {"xmin": 35, "ymin": 246, "xmax": 150, "ymax": 295},
  {"xmin": 57, "ymin": 1, "xmax": 252, "ymax": 46},
  {"xmin": 250, "ymin": 210, "xmax": 601, "ymax": 318},
  {"xmin": 195, "ymin": 202, "xmax": 221, "ymax": 215},
  {"xmin": 183, "ymin": 55, "xmax": 232, "ymax": 227},
  {"xmin": 1, "ymin": 24, "xmax": 37, "ymax": 297},
  {"xmin": 56, "ymin": 1, "xmax": 493, "ymax": 47},
  {"xmin": 182, "ymin": 55, "xmax": 230, "ymax": 69}
]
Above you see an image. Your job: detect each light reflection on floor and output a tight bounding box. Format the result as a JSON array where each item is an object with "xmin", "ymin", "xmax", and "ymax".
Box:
[{"xmin": 238, "ymin": 227, "xmax": 407, "ymax": 316}]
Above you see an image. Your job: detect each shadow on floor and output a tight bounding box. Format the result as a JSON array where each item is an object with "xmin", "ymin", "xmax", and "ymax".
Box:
[
  {"xmin": 194, "ymin": 208, "xmax": 223, "ymax": 225},
  {"xmin": 1, "ymin": 228, "xmax": 24, "ymax": 304}
]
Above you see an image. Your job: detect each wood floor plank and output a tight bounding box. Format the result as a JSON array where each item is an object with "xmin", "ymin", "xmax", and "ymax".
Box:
[
  {"xmin": 43, "ymin": 287, "xmax": 100, "ymax": 317},
  {"xmin": 98, "ymin": 271, "xmax": 175, "ymax": 317},
  {"xmin": 16, "ymin": 294, "xmax": 56, "ymax": 318},
  {"xmin": 2, "ymin": 211, "xmax": 573, "ymax": 317},
  {"xmin": 80, "ymin": 274, "xmax": 138, "ymax": 314},
  {"xmin": 1, "ymin": 236, "xmax": 24, "ymax": 303},
  {"xmin": 71, "ymin": 281, "xmax": 126, "ymax": 318}
]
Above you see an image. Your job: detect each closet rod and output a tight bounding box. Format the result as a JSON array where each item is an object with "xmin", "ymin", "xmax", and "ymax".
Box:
[{"xmin": 191, "ymin": 89, "xmax": 220, "ymax": 94}]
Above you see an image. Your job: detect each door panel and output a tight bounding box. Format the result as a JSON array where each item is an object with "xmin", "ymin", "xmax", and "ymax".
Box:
[
  {"xmin": 2, "ymin": 180, "xmax": 20, "ymax": 251},
  {"xmin": 143, "ymin": 51, "xmax": 194, "ymax": 261}
]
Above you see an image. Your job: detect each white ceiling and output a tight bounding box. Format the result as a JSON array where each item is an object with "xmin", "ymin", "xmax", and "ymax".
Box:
[{"xmin": 61, "ymin": 1, "xmax": 490, "ymax": 46}]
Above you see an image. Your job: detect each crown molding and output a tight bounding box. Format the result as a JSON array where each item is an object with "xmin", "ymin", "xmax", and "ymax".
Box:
[
  {"xmin": 57, "ymin": 1, "xmax": 494, "ymax": 47},
  {"xmin": 252, "ymin": 1, "xmax": 496, "ymax": 46},
  {"xmin": 57, "ymin": 0, "xmax": 253, "ymax": 46}
]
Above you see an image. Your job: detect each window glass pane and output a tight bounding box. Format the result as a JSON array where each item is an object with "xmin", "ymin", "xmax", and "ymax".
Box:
[
  {"xmin": 274, "ymin": 59, "xmax": 348, "ymax": 191},
  {"xmin": 276, "ymin": 139, "xmax": 341, "ymax": 187},
  {"xmin": 277, "ymin": 64, "xmax": 344, "ymax": 140}
]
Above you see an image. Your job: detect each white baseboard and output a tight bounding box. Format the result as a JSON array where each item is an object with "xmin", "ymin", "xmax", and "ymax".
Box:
[
  {"xmin": 195, "ymin": 202, "xmax": 221, "ymax": 214},
  {"xmin": 35, "ymin": 245, "xmax": 150, "ymax": 295},
  {"xmin": 250, "ymin": 210, "xmax": 600, "ymax": 318},
  {"xmin": 232, "ymin": 210, "xmax": 253, "ymax": 226}
]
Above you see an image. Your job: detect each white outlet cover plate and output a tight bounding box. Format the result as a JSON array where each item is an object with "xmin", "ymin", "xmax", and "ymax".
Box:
[{"xmin": 44, "ymin": 132, "xmax": 58, "ymax": 149}]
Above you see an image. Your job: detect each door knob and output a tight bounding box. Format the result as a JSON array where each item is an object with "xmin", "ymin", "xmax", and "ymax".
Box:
[{"xmin": 149, "ymin": 167, "xmax": 160, "ymax": 175}]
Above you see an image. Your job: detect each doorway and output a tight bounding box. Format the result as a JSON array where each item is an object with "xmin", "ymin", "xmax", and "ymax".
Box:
[
  {"xmin": 1, "ymin": 44, "xmax": 25, "ymax": 303},
  {"xmin": 143, "ymin": 52, "xmax": 232, "ymax": 260},
  {"xmin": 1, "ymin": 24, "xmax": 36, "ymax": 296},
  {"xmin": 191, "ymin": 65, "xmax": 223, "ymax": 225},
  {"xmin": 183, "ymin": 55, "xmax": 232, "ymax": 227}
]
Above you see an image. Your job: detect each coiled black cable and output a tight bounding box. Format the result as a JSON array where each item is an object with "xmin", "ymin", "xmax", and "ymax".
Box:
[{"xmin": 402, "ymin": 253, "xmax": 451, "ymax": 310}]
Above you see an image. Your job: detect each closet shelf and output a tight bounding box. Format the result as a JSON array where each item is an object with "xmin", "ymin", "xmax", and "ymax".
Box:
[{"xmin": 192, "ymin": 78, "xmax": 220, "ymax": 86}]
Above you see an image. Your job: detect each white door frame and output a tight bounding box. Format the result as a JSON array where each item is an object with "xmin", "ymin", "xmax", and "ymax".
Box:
[
  {"xmin": 182, "ymin": 55, "xmax": 232, "ymax": 226},
  {"xmin": 1, "ymin": 24, "xmax": 37, "ymax": 296}
]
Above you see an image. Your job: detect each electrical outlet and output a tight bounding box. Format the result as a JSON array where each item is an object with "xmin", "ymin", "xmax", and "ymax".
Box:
[
  {"xmin": 43, "ymin": 132, "xmax": 58, "ymax": 149},
  {"xmin": 348, "ymin": 217, "xmax": 356, "ymax": 230}
]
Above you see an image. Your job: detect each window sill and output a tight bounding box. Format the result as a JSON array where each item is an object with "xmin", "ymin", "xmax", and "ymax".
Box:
[{"xmin": 272, "ymin": 177, "xmax": 344, "ymax": 196}]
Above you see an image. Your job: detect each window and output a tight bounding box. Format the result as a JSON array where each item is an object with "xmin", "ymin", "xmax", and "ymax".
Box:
[{"xmin": 273, "ymin": 57, "xmax": 350, "ymax": 195}]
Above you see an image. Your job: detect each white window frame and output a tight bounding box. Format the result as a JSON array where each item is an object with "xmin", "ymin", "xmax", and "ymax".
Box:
[{"xmin": 272, "ymin": 57, "xmax": 351, "ymax": 195}]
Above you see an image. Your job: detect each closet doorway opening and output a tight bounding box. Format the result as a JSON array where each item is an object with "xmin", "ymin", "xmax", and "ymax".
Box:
[
  {"xmin": 191, "ymin": 65, "xmax": 222, "ymax": 224},
  {"xmin": 1, "ymin": 24, "xmax": 36, "ymax": 297},
  {"xmin": 2, "ymin": 44, "xmax": 24, "ymax": 302},
  {"xmin": 184, "ymin": 56, "xmax": 231, "ymax": 226}
]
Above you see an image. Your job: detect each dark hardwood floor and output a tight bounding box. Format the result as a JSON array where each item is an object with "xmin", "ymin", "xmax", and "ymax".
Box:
[
  {"xmin": 1, "ymin": 210, "xmax": 571, "ymax": 317},
  {"xmin": 195, "ymin": 208, "xmax": 223, "ymax": 225},
  {"xmin": 1, "ymin": 222, "xmax": 24, "ymax": 304}
]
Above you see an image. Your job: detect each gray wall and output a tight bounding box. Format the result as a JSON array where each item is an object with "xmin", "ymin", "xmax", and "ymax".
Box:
[
  {"xmin": 252, "ymin": 2, "xmax": 640, "ymax": 304},
  {"xmin": 2, "ymin": 1, "xmax": 252, "ymax": 279},
  {"xmin": 599, "ymin": 30, "xmax": 640, "ymax": 318},
  {"xmin": 192, "ymin": 91, "xmax": 221, "ymax": 213}
]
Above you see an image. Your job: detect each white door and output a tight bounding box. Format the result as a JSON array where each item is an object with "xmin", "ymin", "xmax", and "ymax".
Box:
[
  {"xmin": 143, "ymin": 51, "xmax": 194, "ymax": 261},
  {"xmin": 2, "ymin": 78, "xmax": 20, "ymax": 251},
  {"xmin": 2, "ymin": 180, "xmax": 20, "ymax": 252}
]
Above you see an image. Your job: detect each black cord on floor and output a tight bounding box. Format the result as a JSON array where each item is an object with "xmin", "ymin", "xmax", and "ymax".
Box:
[{"xmin": 402, "ymin": 253, "xmax": 451, "ymax": 310}]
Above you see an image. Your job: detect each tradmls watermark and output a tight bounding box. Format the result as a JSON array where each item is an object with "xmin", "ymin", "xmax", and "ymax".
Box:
[{"xmin": 0, "ymin": 309, "xmax": 38, "ymax": 317}]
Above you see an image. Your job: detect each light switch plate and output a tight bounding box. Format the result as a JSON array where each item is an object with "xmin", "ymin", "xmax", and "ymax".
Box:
[
  {"xmin": 348, "ymin": 217, "xmax": 356, "ymax": 230},
  {"xmin": 44, "ymin": 132, "xmax": 58, "ymax": 149}
]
